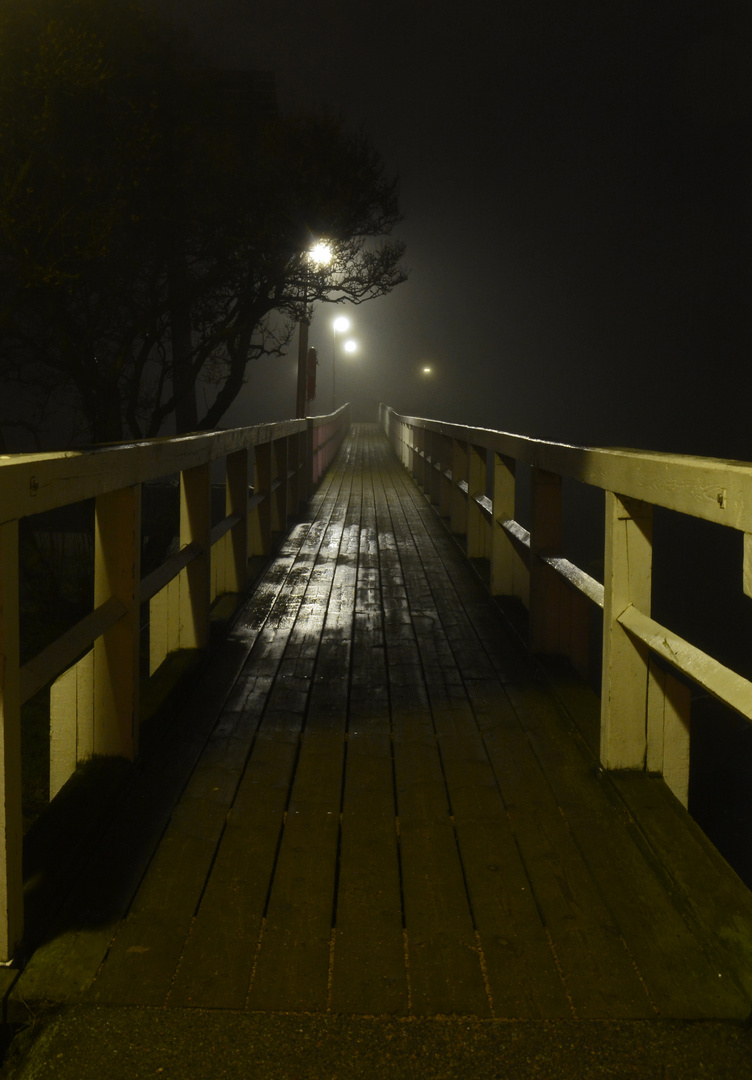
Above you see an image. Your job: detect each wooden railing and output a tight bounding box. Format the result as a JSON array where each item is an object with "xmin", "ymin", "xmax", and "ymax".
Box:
[
  {"xmin": 381, "ymin": 402, "xmax": 752, "ymax": 808},
  {"xmin": 0, "ymin": 405, "xmax": 350, "ymax": 960}
]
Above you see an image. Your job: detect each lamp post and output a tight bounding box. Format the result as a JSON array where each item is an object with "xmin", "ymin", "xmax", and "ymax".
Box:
[{"xmin": 296, "ymin": 242, "xmax": 331, "ymax": 418}]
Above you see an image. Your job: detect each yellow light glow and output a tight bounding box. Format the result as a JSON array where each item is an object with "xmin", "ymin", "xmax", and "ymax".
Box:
[
  {"xmin": 422, "ymin": 365, "xmax": 433, "ymax": 375},
  {"xmin": 333, "ymin": 315, "xmax": 350, "ymax": 333},
  {"xmin": 344, "ymin": 339, "xmax": 358, "ymax": 354},
  {"xmin": 309, "ymin": 241, "xmax": 332, "ymax": 266}
]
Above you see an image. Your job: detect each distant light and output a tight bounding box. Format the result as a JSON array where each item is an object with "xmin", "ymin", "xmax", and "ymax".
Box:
[
  {"xmin": 333, "ymin": 316, "xmax": 351, "ymax": 333},
  {"xmin": 309, "ymin": 241, "xmax": 332, "ymax": 266},
  {"xmin": 422, "ymin": 365, "xmax": 433, "ymax": 375},
  {"xmin": 344, "ymin": 339, "xmax": 358, "ymax": 354}
]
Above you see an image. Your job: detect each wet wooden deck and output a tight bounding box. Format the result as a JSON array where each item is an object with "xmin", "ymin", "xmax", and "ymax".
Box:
[{"xmin": 11, "ymin": 424, "xmax": 752, "ymax": 1021}]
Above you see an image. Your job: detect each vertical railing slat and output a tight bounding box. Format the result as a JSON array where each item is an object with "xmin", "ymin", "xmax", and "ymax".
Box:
[
  {"xmin": 466, "ymin": 442, "xmax": 487, "ymax": 558},
  {"xmin": 0, "ymin": 521, "xmax": 22, "ymax": 960},
  {"xmin": 450, "ymin": 439, "xmax": 468, "ymax": 536},
  {"xmin": 600, "ymin": 491, "xmax": 653, "ymax": 769},
  {"xmin": 529, "ymin": 468, "xmax": 563, "ymax": 654},
  {"xmin": 179, "ymin": 464, "xmax": 211, "ymax": 651},
  {"xmin": 226, "ymin": 448, "xmax": 249, "ymax": 594},
  {"xmin": 93, "ymin": 484, "xmax": 141, "ymax": 759}
]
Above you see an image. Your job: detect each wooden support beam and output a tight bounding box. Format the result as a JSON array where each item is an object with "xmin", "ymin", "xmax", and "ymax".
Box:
[
  {"xmin": 450, "ymin": 440, "xmax": 468, "ymax": 536},
  {"xmin": 250, "ymin": 444, "xmax": 272, "ymax": 556},
  {"xmin": 647, "ymin": 660, "xmax": 692, "ymax": 807},
  {"xmin": 50, "ymin": 649, "xmax": 94, "ymax": 799},
  {"xmin": 600, "ymin": 492, "xmax": 653, "ymax": 770},
  {"xmin": 466, "ymin": 443, "xmax": 487, "ymax": 559},
  {"xmin": 0, "ymin": 521, "xmax": 22, "ymax": 960},
  {"xmin": 225, "ymin": 449, "xmax": 249, "ymax": 595},
  {"xmin": 179, "ymin": 464, "xmax": 211, "ymax": 652},
  {"xmin": 271, "ymin": 438, "xmax": 288, "ymax": 534},
  {"xmin": 491, "ymin": 453, "xmax": 518, "ymax": 596},
  {"xmin": 529, "ymin": 468, "xmax": 563, "ymax": 654},
  {"xmin": 93, "ymin": 484, "xmax": 142, "ymax": 759}
]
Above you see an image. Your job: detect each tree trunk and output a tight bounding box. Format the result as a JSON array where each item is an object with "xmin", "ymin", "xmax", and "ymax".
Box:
[{"xmin": 91, "ymin": 377, "xmax": 124, "ymax": 443}]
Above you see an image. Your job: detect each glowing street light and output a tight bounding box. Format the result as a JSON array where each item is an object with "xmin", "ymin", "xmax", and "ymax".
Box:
[
  {"xmin": 309, "ymin": 241, "xmax": 332, "ymax": 267},
  {"xmin": 296, "ymin": 241, "xmax": 332, "ymax": 417},
  {"xmin": 332, "ymin": 315, "xmax": 355, "ymax": 410}
]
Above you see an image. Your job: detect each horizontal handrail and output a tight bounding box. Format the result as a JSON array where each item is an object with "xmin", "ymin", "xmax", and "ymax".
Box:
[
  {"xmin": 380, "ymin": 402, "xmax": 752, "ymax": 816},
  {"xmin": 390, "ymin": 413, "xmax": 752, "ymax": 531}
]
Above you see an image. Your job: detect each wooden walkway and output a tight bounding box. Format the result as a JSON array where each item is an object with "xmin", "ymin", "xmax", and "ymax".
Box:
[{"xmin": 11, "ymin": 424, "xmax": 752, "ymax": 1022}]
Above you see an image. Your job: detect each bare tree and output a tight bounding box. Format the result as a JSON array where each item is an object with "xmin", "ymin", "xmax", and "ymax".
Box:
[{"xmin": 0, "ymin": 2, "xmax": 407, "ymax": 446}]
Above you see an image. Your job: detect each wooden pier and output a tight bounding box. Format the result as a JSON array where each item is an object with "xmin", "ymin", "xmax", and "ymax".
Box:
[{"xmin": 10, "ymin": 424, "xmax": 752, "ymax": 1022}]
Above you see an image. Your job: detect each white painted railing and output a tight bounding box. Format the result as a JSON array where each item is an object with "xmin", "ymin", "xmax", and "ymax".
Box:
[
  {"xmin": 381, "ymin": 403, "xmax": 752, "ymax": 810},
  {"xmin": 0, "ymin": 405, "xmax": 350, "ymax": 960}
]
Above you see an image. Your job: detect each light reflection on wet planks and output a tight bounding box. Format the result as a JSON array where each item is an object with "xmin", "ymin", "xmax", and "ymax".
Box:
[{"xmin": 88, "ymin": 425, "xmax": 751, "ymax": 1020}]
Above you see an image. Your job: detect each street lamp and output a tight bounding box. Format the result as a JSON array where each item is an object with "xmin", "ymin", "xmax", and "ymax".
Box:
[
  {"xmin": 296, "ymin": 241, "xmax": 332, "ymax": 418},
  {"xmin": 332, "ymin": 315, "xmax": 352, "ymax": 411}
]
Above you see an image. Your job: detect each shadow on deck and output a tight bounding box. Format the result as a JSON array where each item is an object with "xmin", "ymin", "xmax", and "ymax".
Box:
[{"xmin": 6, "ymin": 425, "xmax": 752, "ymax": 1043}]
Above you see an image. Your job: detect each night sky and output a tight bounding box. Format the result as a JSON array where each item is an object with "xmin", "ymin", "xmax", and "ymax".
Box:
[{"xmin": 152, "ymin": 0, "xmax": 752, "ymax": 459}]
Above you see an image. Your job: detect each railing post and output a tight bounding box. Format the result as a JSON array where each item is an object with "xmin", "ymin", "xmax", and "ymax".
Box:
[
  {"xmin": 466, "ymin": 442, "xmax": 488, "ymax": 558},
  {"xmin": 427, "ymin": 428, "xmax": 441, "ymax": 507},
  {"xmin": 422, "ymin": 426, "xmax": 435, "ymax": 497},
  {"xmin": 0, "ymin": 521, "xmax": 23, "ymax": 960},
  {"xmin": 226, "ymin": 448, "xmax": 249, "ymax": 594},
  {"xmin": 401, "ymin": 421, "xmax": 410, "ymax": 469},
  {"xmin": 93, "ymin": 484, "xmax": 141, "ymax": 759},
  {"xmin": 647, "ymin": 661, "xmax": 692, "ymax": 806},
  {"xmin": 439, "ymin": 434, "xmax": 452, "ymax": 519},
  {"xmin": 491, "ymin": 452, "xmax": 522, "ymax": 598},
  {"xmin": 413, "ymin": 425, "xmax": 425, "ymax": 487},
  {"xmin": 450, "ymin": 439, "xmax": 468, "ymax": 535},
  {"xmin": 272, "ymin": 436, "xmax": 288, "ymax": 533},
  {"xmin": 289, "ymin": 429, "xmax": 304, "ymax": 513},
  {"xmin": 250, "ymin": 443, "xmax": 272, "ymax": 556},
  {"xmin": 600, "ymin": 491, "xmax": 653, "ymax": 770},
  {"xmin": 529, "ymin": 468, "xmax": 563, "ymax": 654},
  {"xmin": 179, "ymin": 464, "xmax": 211, "ymax": 650}
]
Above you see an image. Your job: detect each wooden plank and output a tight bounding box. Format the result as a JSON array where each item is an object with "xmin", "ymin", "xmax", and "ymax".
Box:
[
  {"xmin": 330, "ymin": 733, "xmax": 407, "ymax": 1014},
  {"xmin": 168, "ymin": 459, "xmax": 355, "ymax": 1009},
  {"xmin": 87, "ymin": 794, "xmax": 230, "ymax": 1006},
  {"xmin": 509, "ymin": 677, "xmax": 751, "ymax": 1018},
  {"xmin": 368, "ymin": 432, "xmax": 490, "ymax": 1016},
  {"xmin": 246, "ymin": 732, "xmax": 344, "ymax": 1012},
  {"xmin": 385, "ymin": 469, "xmax": 573, "ymax": 1020},
  {"xmin": 481, "ymin": 697, "xmax": 655, "ymax": 1018},
  {"xmin": 610, "ymin": 770, "xmax": 752, "ymax": 1008},
  {"xmin": 437, "ymin": 728, "xmax": 572, "ymax": 1018},
  {"xmin": 246, "ymin": 454, "xmax": 356, "ymax": 1012},
  {"xmin": 168, "ymin": 734, "xmax": 297, "ymax": 1009}
]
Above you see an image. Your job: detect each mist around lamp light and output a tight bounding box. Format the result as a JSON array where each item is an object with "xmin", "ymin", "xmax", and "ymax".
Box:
[{"xmin": 332, "ymin": 316, "xmax": 357, "ymax": 411}]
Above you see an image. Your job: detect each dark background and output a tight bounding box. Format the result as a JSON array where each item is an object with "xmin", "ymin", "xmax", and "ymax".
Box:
[{"xmin": 151, "ymin": 0, "xmax": 752, "ymax": 458}]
